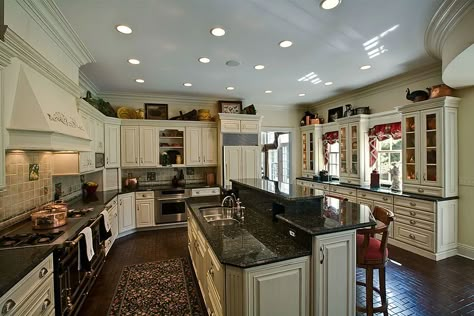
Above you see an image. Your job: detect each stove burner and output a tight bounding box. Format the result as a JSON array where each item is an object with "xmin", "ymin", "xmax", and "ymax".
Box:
[
  {"xmin": 67, "ymin": 208, "xmax": 94, "ymax": 218},
  {"xmin": 0, "ymin": 231, "xmax": 64, "ymax": 248}
]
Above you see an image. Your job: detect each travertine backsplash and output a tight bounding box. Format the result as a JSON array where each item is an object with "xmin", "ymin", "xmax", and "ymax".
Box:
[{"xmin": 121, "ymin": 167, "xmax": 217, "ymax": 186}]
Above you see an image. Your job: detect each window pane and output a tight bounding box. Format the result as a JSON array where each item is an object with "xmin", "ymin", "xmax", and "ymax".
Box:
[
  {"xmin": 390, "ymin": 153, "xmax": 401, "ymax": 163},
  {"xmin": 392, "ymin": 139, "xmax": 402, "ymax": 150},
  {"xmin": 279, "ymin": 134, "xmax": 289, "ymax": 143},
  {"xmin": 380, "ymin": 140, "xmax": 390, "ymax": 150}
]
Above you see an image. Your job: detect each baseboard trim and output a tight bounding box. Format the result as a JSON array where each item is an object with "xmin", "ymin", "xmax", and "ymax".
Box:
[{"xmin": 457, "ymin": 243, "xmax": 474, "ymax": 260}]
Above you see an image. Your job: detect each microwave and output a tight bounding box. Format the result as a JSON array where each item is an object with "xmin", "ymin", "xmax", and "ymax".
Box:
[{"xmin": 95, "ymin": 153, "xmax": 105, "ymax": 168}]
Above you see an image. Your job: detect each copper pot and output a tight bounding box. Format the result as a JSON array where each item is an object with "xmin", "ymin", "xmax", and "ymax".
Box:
[{"xmin": 31, "ymin": 202, "xmax": 68, "ymax": 229}]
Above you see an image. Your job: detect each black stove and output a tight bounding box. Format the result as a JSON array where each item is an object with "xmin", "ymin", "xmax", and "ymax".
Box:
[{"xmin": 0, "ymin": 231, "xmax": 64, "ymax": 248}]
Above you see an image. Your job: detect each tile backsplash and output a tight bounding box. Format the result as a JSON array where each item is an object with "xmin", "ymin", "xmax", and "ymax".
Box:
[{"xmin": 121, "ymin": 167, "xmax": 217, "ymax": 186}]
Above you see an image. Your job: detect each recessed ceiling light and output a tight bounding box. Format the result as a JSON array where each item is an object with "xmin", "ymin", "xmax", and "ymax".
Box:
[
  {"xmin": 226, "ymin": 60, "xmax": 240, "ymax": 67},
  {"xmin": 128, "ymin": 58, "xmax": 140, "ymax": 65},
  {"xmin": 324, "ymin": 82, "xmax": 333, "ymax": 86},
  {"xmin": 226, "ymin": 86, "xmax": 235, "ymax": 91},
  {"xmin": 299, "ymin": 93, "xmax": 305, "ymax": 97},
  {"xmin": 116, "ymin": 25, "xmax": 132, "ymax": 34},
  {"xmin": 135, "ymin": 79, "xmax": 144, "ymax": 83},
  {"xmin": 320, "ymin": 0, "xmax": 341, "ymax": 10},
  {"xmin": 279, "ymin": 40, "xmax": 293, "ymax": 48},
  {"xmin": 265, "ymin": 90, "xmax": 272, "ymax": 94},
  {"xmin": 198, "ymin": 57, "xmax": 210, "ymax": 64},
  {"xmin": 210, "ymin": 27, "xmax": 226, "ymax": 37},
  {"xmin": 360, "ymin": 65, "xmax": 371, "ymax": 70},
  {"xmin": 183, "ymin": 83, "xmax": 192, "ymax": 87},
  {"xmin": 254, "ymin": 65, "xmax": 265, "ymax": 70}
]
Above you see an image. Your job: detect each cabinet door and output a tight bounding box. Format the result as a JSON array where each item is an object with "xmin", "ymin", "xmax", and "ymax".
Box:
[
  {"xmin": 339, "ymin": 125, "xmax": 349, "ymax": 177},
  {"xmin": 313, "ymin": 231, "xmax": 355, "ymax": 316},
  {"xmin": 348, "ymin": 123, "xmax": 359, "ymax": 177},
  {"xmin": 223, "ymin": 146, "xmax": 241, "ymax": 186},
  {"xmin": 110, "ymin": 205, "xmax": 119, "ymax": 243},
  {"xmin": 301, "ymin": 131, "xmax": 308, "ymax": 173},
  {"xmin": 186, "ymin": 127, "xmax": 202, "ymax": 166},
  {"xmin": 241, "ymin": 146, "xmax": 260, "ymax": 179},
  {"xmin": 136, "ymin": 199, "xmax": 154, "ymax": 227},
  {"xmin": 202, "ymin": 127, "xmax": 217, "ymax": 165},
  {"xmin": 95, "ymin": 120, "xmax": 104, "ymax": 153},
  {"xmin": 420, "ymin": 109, "xmax": 442, "ymax": 187},
  {"xmin": 402, "ymin": 113, "xmax": 421, "ymax": 184},
  {"xmin": 105, "ymin": 124, "xmax": 120, "ymax": 168},
  {"xmin": 139, "ymin": 127, "xmax": 157, "ymax": 166},
  {"xmin": 121, "ymin": 126, "xmax": 140, "ymax": 167},
  {"xmin": 118, "ymin": 193, "xmax": 136, "ymax": 233}
]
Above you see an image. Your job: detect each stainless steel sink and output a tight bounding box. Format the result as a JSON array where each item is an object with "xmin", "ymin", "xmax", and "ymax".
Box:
[
  {"xmin": 208, "ymin": 218, "xmax": 240, "ymax": 226},
  {"xmin": 199, "ymin": 206, "xmax": 239, "ymax": 226}
]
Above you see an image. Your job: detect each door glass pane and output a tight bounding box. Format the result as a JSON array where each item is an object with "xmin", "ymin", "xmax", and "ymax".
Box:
[
  {"xmin": 406, "ymin": 117, "xmax": 415, "ymax": 132},
  {"xmin": 406, "ymin": 133, "xmax": 415, "ymax": 148},
  {"xmin": 340, "ymin": 127, "xmax": 347, "ymax": 173},
  {"xmin": 426, "ymin": 131, "xmax": 436, "ymax": 147},
  {"xmin": 427, "ymin": 165, "xmax": 437, "ymax": 181},
  {"xmin": 406, "ymin": 164, "xmax": 416, "ymax": 180},
  {"xmin": 302, "ymin": 133, "xmax": 307, "ymax": 170},
  {"xmin": 426, "ymin": 114, "xmax": 436, "ymax": 130},
  {"xmin": 406, "ymin": 148, "xmax": 415, "ymax": 163},
  {"xmin": 426, "ymin": 149, "xmax": 436, "ymax": 164}
]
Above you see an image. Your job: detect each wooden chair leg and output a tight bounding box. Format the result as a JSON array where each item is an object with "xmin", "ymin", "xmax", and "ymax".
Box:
[
  {"xmin": 366, "ymin": 267, "xmax": 374, "ymax": 316},
  {"xmin": 379, "ymin": 267, "xmax": 388, "ymax": 316}
]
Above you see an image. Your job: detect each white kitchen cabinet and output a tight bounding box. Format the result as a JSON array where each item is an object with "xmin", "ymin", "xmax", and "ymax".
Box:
[
  {"xmin": 158, "ymin": 128, "xmax": 185, "ymax": 166},
  {"xmin": 121, "ymin": 126, "xmax": 157, "ymax": 167},
  {"xmin": 118, "ymin": 193, "xmax": 136, "ymax": 234},
  {"xmin": 105, "ymin": 123, "xmax": 121, "ymax": 168},
  {"xmin": 399, "ymin": 97, "xmax": 459, "ymax": 197},
  {"xmin": 185, "ymin": 127, "xmax": 217, "ymax": 166},
  {"xmin": 139, "ymin": 126, "xmax": 157, "ymax": 166},
  {"xmin": 79, "ymin": 152, "xmax": 94, "ymax": 173},
  {"xmin": 136, "ymin": 199, "xmax": 154, "ymax": 227},
  {"xmin": 301, "ymin": 125, "xmax": 323, "ymax": 177},
  {"xmin": 0, "ymin": 72, "xmax": 4, "ymax": 190},
  {"xmin": 223, "ymin": 146, "xmax": 260, "ymax": 186},
  {"xmin": 105, "ymin": 197, "xmax": 119, "ymax": 255},
  {"xmin": 313, "ymin": 230, "xmax": 355, "ymax": 316},
  {"xmin": 95, "ymin": 119, "xmax": 104, "ymax": 153}
]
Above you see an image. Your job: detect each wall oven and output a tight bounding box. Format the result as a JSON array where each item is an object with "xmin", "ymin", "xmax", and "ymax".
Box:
[{"xmin": 155, "ymin": 189, "xmax": 190, "ymax": 224}]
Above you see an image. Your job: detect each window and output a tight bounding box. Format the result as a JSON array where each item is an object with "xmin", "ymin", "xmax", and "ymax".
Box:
[
  {"xmin": 376, "ymin": 138, "xmax": 402, "ymax": 184},
  {"xmin": 326, "ymin": 142, "xmax": 339, "ymax": 178},
  {"xmin": 261, "ymin": 132, "xmax": 291, "ymax": 183}
]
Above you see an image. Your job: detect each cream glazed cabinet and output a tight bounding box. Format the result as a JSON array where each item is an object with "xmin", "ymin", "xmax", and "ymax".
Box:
[
  {"xmin": 398, "ymin": 96, "xmax": 460, "ymax": 198},
  {"xmin": 301, "ymin": 124, "xmax": 323, "ymax": 178}
]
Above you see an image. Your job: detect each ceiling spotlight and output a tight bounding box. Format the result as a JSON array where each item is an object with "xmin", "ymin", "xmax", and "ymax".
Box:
[
  {"xmin": 279, "ymin": 40, "xmax": 293, "ymax": 48},
  {"xmin": 320, "ymin": 0, "xmax": 342, "ymax": 10},
  {"xmin": 116, "ymin": 25, "xmax": 132, "ymax": 34},
  {"xmin": 360, "ymin": 65, "xmax": 372, "ymax": 70},
  {"xmin": 198, "ymin": 57, "xmax": 210, "ymax": 64},
  {"xmin": 299, "ymin": 93, "xmax": 305, "ymax": 97},
  {"xmin": 265, "ymin": 90, "xmax": 272, "ymax": 94},
  {"xmin": 324, "ymin": 82, "xmax": 333, "ymax": 86},
  {"xmin": 135, "ymin": 79, "xmax": 144, "ymax": 83},
  {"xmin": 183, "ymin": 83, "xmax": 193, "ymax": 87},
  {"xmin": 210, "ymin": 27, "xmax": 226, "ymax": 37},
  {"xmin": 128, "ymin": 58, "xmax": 140, "ymax": 65},
  {"xmin": 226, "ymin": 86, "xmax": 235, "ymax": 91},
  {"xmin": 254, "ymin": 65, "xmax": 265, "ymax": 70}
]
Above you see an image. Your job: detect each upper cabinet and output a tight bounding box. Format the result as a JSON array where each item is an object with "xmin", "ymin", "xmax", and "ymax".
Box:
[
  {"xmin": 218, "ymin": 113, "xmax": 263, "ymax": 134},
  {"xmin": 186, "ymin": 127, "xmax": 217, "ymax": 166},
  {"xmin": 121, "ymin": 126, "xmax": 157, "ymax": 167},
  {"xmin": 301, "ymin": 125, "xmax": 323, "ymax": 177},
  {"xmin": 158, "ymin": 128, "xmax": 185, "ymax": 166},
  {"xmin": 105, "ymin": 123, "xmax": 121, "ymax": 168},
  {"xmin": 95, "ymin": 120, "xmax": 104, "ymax": 153},
  {"xmin": 399, "ymin": 97, "xmax": 460, "ymax": 197}
]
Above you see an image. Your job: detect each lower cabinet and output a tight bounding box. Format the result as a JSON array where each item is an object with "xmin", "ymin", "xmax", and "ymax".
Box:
[
  {"xmin": 105, "ymin": 197, "xmax": 119, "ymax": 255},
  {"xmin": 136, "ymin": 192, "xmax": 155, "ymax": 228},
  {"xmin": 118, "ymin": 193, "xmax": 136, "ymax": 234},
  {"xmin": 313, "ymin": 230, "xmax": 355, "ymax": 316}
]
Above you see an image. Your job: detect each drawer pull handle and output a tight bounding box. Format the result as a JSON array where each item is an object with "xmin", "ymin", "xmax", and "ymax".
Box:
[
  {"xmin": 410, "ymin": 211, "xmax": 416, "ymax": 216},
  {"xmin": 41, "ymin": 299, "xmax": 51, "ymax": 312},
  {"xmin": 209, "ymin": 267, "xmax": 214, "ymax": 277},
  {"xmin": 410, "ymin": 220, "xmax": 416, "ymax": 225},
  {"xmin": 418, "ymin": 188, "xmax": 424, "ymax": 193},
  {"xmin": 383, "ymin": 197, "xmax": 388, "ymax": 201},
  {"xmin": 410, "ymin": 202, "xmax": 416, "ymax": 206},
  {"xmin": 2, "ymin": 299, "xmax": 15, "ymax": 314},
  {"xmin": 361, "ymin": 193, "xmax": 366, "ymax": 197},
  {"xmin": 409, "ymin": 234, "xmax": 416, "ymax": 240},
  {"xmin": 39, "ymin": 267, "xmax": 48, "ymax": 278},
  {"xmin": 320, "ymin": 246, "xmax": 325, "ymax": 264}
]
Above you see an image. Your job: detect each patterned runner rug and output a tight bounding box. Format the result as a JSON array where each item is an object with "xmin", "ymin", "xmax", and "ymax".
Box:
[{"xmin": 108, "ymin": 258, "xmax": 205, "ymax": 315}]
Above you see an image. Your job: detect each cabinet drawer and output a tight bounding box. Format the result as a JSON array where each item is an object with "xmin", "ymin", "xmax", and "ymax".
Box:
[
  {"xmin": 207, "ymin": 274, "xmax": 223, "ymax": 316},
  {"xmin": 207, "ymin": 246, "xmax": 225, "ymax": 305},
  {"xmin": 191, "ymin": 187, "xmax": 220, "ymax": 197},
  {"xmin": 330, "ymin": 186, "xmax": 356, "ymax": 197},
  {"xmin": 296, "ymin": 180, "xmax": 311, "ymax": 187},
  {"xmin": 220, "ymin": 120, "xmax": 240, "ymax": 133},
  {"xmin": 0, "ymin": 254, "xmax": 53, "ymax": 316},
  {"xmin": 135, "ymin": 191, "xmax": 154, "ymax": 199},
  {"xmin": 15, "ymin": 275, "xmax": 54, "ymax": 316},
  {"xmin": 396, "ymin": 214, "xmax": 434, "ymax": 232},
  {"xmin": 394, "ymin": 197, "xmax": 435, "ymax": 213},
  {"xmin": 356, "ymin": 198, "xmax": 374, "ymax": 209},
  {"xmin": 311, "ymin": 182, "xmax": 329, "ymax": 191},
  {"xmin": 394, "ymin": 223, "xmax": 434, "ymax": 251},
  {"xmin": 395, "ymin": 206, "xmax": 435, "ymax": 222},
  {"xmin": 240, "ymin": 120, "xmax": 259, "ymax": 133},
  {"xmin": 356, "ymin": 190, "xmax": 393, "ymax": 204},
  {"xmin": 403, "ymin": 184, "xmax": 443, "ymax": 197},
  {"xmin": 342, "ymin": 178, "xmax": 360, "ymax": 185}
]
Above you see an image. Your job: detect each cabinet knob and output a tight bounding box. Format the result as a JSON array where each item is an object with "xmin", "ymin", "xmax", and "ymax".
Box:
[
  {"xmin": 361, "ymin": 193, "xmax": 366, "ymax": 197},
  {"xmin": 319, "ymin": 246, "xmax": 325, "ymax": 264},
  {"xmin": 39, "ymin": 267, "xmax": 48, "ymax": 278},
  {"xmin": 415, "ymin": 172, "xmax": 419, "ymax": 180},
  {"xmin": 2, "ymin": 299, "xmax": 16, "ymax": 315},
  {"xmin": 383, "ymin": 197, "xmax": 388, "ymax": 201},
  {"xmin": 41, "ymin": 299, "xmax": 51, "ymax": 312},
  {"xmin": 418, "ymin": 188, "xmax": 424, "ymax": 193},
  {"xmin": 409, "ymin": 211, "xmax": 416, "ymax": 216},
  {"xmin": 423, "ymin": 173, "xmax": 426, "ymax": 181},
  {"xmin": 209, "ymin": 267, "xmax": 214, "ymax": 277},
  {"xmin": 409, "ymin": 234, "xmax": 416, "ymax": 240},
  {"xmin": 409, "ymin": 220, "xmax": 416, "ymax": 225},
  {"xmin": 409, "ymin": 202, "xmax": 416, "ymax": 207}
]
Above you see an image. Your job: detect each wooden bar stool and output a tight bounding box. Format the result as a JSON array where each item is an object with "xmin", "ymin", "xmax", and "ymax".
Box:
[{"xmin": 356, "ymin": 206, "xmax": 394, "ymax": 316}]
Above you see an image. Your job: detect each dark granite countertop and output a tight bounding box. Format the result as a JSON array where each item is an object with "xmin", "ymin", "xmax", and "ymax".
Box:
[
  {"xmin": 0, "ymin": 245, "xmax": 56, "ymax": 296},
  {"xmin": 187, "ymin": 196, "xmax": 311, "ymax": 268},
  {"xmin": 231, "ymin": 179, "xmax": 324, "ymax": 201},
  {"xmin": 121, "ymin": 183, "xmax": 220, "ymax": 194},
  {"xmin": 295, "ymin": 177, "xmax": 458, "ymax": 202}
]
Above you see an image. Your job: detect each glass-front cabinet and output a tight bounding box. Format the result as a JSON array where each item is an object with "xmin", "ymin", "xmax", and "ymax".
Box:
[
  {"xmin": 399, "ymin": 97, "xmax": 460, "ymax": 197},
  {"xmin": 301, "ymin": 125, "xmax": 323, "ymax": 177}
]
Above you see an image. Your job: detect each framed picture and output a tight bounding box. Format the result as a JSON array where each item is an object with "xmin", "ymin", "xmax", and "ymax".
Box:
[
  {"xmin": 218, "ymin": 100, "xmax": 242, "ymax": 114},
  {"xmin": 328, "ymin": 106, "xmax": 343, "ymax": 122},
  {"xmin": 145, "ymin": 103, "xmax": 168, "ymax": 120}
]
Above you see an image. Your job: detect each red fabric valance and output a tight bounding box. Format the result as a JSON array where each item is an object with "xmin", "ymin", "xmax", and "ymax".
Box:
[
  {"xmin": 323, "ymin": 131, "xmax": 339, "ymax": 165},
  {"xmin": 369, "ymin": 122, "xmax": 401, "ymax": 167}
]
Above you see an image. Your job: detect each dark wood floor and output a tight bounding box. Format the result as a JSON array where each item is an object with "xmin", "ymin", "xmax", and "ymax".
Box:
[{"xmin": 79, "ymin": 228, "xmax": 474, "ymax": 316}]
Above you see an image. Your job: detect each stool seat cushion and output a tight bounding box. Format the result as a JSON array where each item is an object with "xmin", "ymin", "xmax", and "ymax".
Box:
[{"xmin": 356, "ymin": 234, "xmax": 388, "ymax": 261}]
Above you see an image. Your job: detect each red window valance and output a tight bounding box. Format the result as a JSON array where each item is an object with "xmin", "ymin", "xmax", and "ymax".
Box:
[
  {"xmin": 368, "ymin": 122, "xmax": 402, "ymax": 167},
  {"xmin": 323, "ymin": 131, "xmax": 339, "ymax": 165}
]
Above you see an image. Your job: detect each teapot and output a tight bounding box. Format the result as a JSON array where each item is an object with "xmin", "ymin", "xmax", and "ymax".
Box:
[{"xmin": 406, "ymin": 88, "xmax": 431, "ymax": 102}]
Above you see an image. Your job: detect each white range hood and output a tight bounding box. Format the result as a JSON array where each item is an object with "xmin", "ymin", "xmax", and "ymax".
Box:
[{"xmin": 6, "ymin": 66, "xmax": 91, "ymax": 151}]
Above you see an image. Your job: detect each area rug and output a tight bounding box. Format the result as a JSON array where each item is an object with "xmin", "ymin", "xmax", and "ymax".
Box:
[{"xmin": 108, "ymin": 258, "xmax": 205, "ymax": 315}]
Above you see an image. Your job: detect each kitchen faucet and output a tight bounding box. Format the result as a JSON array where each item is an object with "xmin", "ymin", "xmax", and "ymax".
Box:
[{"xmin": 221, "ymin": 193, "xmax": 245, "ymax": 221}]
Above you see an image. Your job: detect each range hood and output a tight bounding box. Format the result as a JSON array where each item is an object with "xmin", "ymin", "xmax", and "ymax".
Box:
[{"xmin": 7, "ymin": 66, "xmax": 91, "ymax": 151}]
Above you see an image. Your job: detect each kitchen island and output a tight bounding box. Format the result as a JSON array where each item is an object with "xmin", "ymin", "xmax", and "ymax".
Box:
[{"xmin": 186, "ymin": 179, "xmax": 375, "ymax": 316}]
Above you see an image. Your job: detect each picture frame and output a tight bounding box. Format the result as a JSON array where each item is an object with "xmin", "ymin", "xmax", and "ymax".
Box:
[
  {"xmin": 328, "ymin": 106, "xmax": 344, "ymax": 122},
  {"xmin": 145, "ymin": 103, "xmax": 168, "ymax": 120},
  {"xmin": 218, "ymin": 100, "xmax": 242, "ymax": 114}
]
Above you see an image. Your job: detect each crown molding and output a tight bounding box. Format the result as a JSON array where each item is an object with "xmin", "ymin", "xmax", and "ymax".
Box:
[
  {"xmin": 425, "ymin": 0, "xmax": 474, "ymax": 59},
  {"xmin": 309, "ymin": 63, "xmax": 441, "ymax": 108},
  {"xmin": 79, "ymin": 70, "xmax": 99, "ymax": 97},
  {"xmin": 3, "ymin": 28, "xmax": 81, "ymax": 97},
  {"xmin": 16, "ymin": 0, "xmax": 95, "ymax": 67},
  {"xmin": 0, "ymin": 38, "xmax": 14, "ymax": 70}
]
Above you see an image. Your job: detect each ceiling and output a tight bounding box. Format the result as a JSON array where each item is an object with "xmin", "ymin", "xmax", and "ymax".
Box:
[{"xmin": 56, "ymin": 0, "xmax": 443, "ymax": 106}]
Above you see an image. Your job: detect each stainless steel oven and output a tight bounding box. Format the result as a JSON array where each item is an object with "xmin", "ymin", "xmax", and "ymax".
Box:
[{"xmin": 155, "ymin": 189, "xmax": 190, "ymax": 224}]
